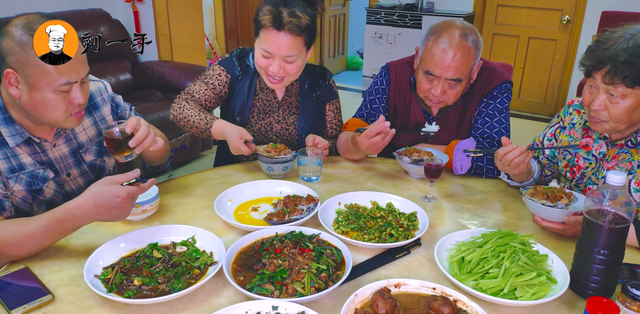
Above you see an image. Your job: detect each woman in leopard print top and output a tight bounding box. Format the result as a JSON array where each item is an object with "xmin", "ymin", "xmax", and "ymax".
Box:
[{"xmin": 170, "ymin": 0, "xmax": 343, "ymax": 166}]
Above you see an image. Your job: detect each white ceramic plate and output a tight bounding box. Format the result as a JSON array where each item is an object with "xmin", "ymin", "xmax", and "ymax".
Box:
[
  {"xmin": 394, "ymin": 147, "xmax": 450, "ymax": 178},
  {"xmin": 223, "ymin": 226, "xmax": 352, "ymax": 303},
  {"xmin": 212, "ymin": 300, "xmax": 319, "ymax": 314},
  {"xmin": 434, "ymin": 228, "xmax": 570, "ymax": 307},
  {"xmin": 340, "ymin": 278, "xmax": 486, "ymax": 314},
  {"xmin": 214, "ymin": 180, "xmax": 321, "ymax": 231},
  {"xmin": 83, "ymin": 225, "xmax": 226, "ymax": 305},
  {"xmin": 318, "ymin": 191, "xmax": 429, "ymax": 248}
]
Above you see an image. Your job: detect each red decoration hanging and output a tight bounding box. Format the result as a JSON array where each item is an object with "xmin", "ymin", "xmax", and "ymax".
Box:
[{"xmin": 124, "ymin": 0, "xmax": 144, "ymax": 33}]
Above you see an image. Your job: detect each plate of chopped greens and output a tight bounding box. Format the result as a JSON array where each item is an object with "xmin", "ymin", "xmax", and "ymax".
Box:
[
  {"xmin": 212, "ymin": 300, "xmax": 319, "ymax": 314},
  {"xmin": 318, "ymin": 191, "xmax": 429, "ymax": 248},
  {"xmin": 434, "ymin": 228, "xmax": 569, "ymax": 307},
  {"xmin": 83, "ymin": 225, "xmax": 226, "ymax": 304}
]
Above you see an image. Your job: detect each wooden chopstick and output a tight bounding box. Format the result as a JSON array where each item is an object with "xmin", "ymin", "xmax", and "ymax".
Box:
[
  {"xmin": 464, "ymin": 144, "xmax": 579, "ymax": 156},
  {"xmin": 342, "ymin": 238, "xmax": 422, "ymax": 284}
]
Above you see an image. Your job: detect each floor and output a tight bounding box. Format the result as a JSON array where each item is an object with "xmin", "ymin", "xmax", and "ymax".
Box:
[{"xmin": 154, "ymin": 86, "xmax": 548, "ymax": 183}]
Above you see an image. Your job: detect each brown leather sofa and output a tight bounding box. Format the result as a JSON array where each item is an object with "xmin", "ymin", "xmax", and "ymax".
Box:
[{"xmin": 0, "ymin": 9, "xmax": 213, "ymax": 177}]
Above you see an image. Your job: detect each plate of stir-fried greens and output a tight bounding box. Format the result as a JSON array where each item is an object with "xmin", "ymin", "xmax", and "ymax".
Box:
[
  {"xmin": 83, "ymin": 225, "xmax": 226, "ymax": 304},
  {"xmin": 223, "ymin": 226, "xmax": 352, "ymax": 303}
]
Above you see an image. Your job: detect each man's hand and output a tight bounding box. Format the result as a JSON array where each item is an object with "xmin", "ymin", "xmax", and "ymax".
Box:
[
  {"xmin": 210, "ymin": 119, "xmax": 255, "ymax": 155},
  {"xmin": 305, "ymin": 134, "xmax": 329, "ymax": 159},
  {"xmin": 125, "ymin": 116, "xmax": 165, "ymax": 154},
  {"xmin": 532, "ymin": 213, "xmax": 583, "ymax": 237},
  {"xmin": 80, "ymin": 169, "xmax": 156, "ymax": 223},
  {"xmin": 352, "ymin": 115, "xmax": 396, "ymax": 156},
  {"xmin": 495, "ymin": 136, "xmax": 534, "ymax": 182}
]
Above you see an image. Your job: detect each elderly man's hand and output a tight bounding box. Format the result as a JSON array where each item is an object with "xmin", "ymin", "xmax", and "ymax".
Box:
[
  {"xmin": 125, "ymin": 116, "xmax": 165, "ymax": 154},
  {"xmin": 495, "ymin": 136, "xmax": 534, "ymax": 182},
  {"xmin": 532, "ymin": 213, "xmax": 583, "ymax": 237},
  {"xmin": 353, "ymin": 115, "xmax": 396, "ymax": 156}
]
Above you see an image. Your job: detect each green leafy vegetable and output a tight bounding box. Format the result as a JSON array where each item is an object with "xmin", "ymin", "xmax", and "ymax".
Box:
[{"xmin": 448, "ymin": 229, "xmax": 557, "ymax": 301}]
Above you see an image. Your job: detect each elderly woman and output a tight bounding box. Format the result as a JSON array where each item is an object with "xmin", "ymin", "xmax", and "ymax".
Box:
[
  {"xmin": 495, "ymin": 24, "xmax": 640, "ymax": 248},
  {"xmin": 170, "ymin": 0, "xmax": 342, "ymax": 166}
]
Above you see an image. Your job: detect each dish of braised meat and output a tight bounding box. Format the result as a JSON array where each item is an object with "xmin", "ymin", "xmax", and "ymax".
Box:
[
  {"xmin": 396, "ymin": 147, "xmax": 435, "ymax": 159},
  {"xmin": 524, "ymin": 185, "xmax": 577, "ymax": 207},
  {"xmin": 264, "ymin": 194, "xmax": 319, "ymax": 222},
  {"xmin": 355, "ymin": 288, "xmax": 469, "ymax": 314}
]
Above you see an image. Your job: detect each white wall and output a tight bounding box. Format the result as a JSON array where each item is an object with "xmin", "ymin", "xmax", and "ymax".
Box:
[
  {"xmin": 348, "ymin": 0, "xmax": 368, "ymax": 57},
  {"xmin": 434, "ymin": 0, "xmax": 474, "ymax": 11},
  {"xmin": 566, "ymin": 0, "xmax": 640, "ymax": 103},
  {"xmin": 2, "ymin": 0, "xmax": 158, "ymax": 61}
]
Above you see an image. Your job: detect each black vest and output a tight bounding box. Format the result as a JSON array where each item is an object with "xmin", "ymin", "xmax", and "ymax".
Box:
[{"xmin": 214, "ymin": 47, "xmax": 337, "ymax": 167}]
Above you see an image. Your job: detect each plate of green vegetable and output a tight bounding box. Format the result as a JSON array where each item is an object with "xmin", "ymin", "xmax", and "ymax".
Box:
[
  {"xmin": 318, "ymin": 191, "xmax": 429, "ymax": 248},
  {"xmin": 434, "ymin": 228, "xmax": 569, "ymax": 307},
  {"xmin": 83, "ymin": 225, "xmax": 226, "ymax": 304}
]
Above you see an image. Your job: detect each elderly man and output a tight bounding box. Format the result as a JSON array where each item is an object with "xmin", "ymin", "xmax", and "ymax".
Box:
[
  {"xmin": 0, "ymin": 13, "xmax": 171, "ymax": 265},
  {"xmin": 496, "ymin": 24, "xmax": 640, "ymax": 248},
  {"xmin": 39, "ymin": 24, "xmax": 72, "ymax": 65},
  {"xmin": 338, "ymin": 20, "xmax": 513, "ymax": 178}
]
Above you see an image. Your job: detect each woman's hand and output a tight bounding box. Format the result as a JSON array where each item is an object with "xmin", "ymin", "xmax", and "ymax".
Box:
[
  {"xmin": 305, "ymin": 134, "xmax": 329, "ymax": 160},
  {"xmin": 495, "ymin": 136, "xmax": 534, "ymax": 182},
  {"xmin": 532, "ymin": 213, "xmax": 583, "ymax": 237},
  {"xmin": 210, "ymin": 119, "xmax": 255, "ymax": 155}
]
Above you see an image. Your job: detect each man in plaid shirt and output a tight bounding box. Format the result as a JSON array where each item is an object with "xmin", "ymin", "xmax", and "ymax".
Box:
[{"xmin": 0, "ymin": 14, "xmax": 170, "ymax": 265}]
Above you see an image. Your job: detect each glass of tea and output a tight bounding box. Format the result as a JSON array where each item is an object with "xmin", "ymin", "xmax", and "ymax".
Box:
[
  {"xmin": 422, "ymin": 156, "xmax": 444, "ymax": 203},
  {"xmin": 102, "ymin": 120, "xmax": 137, "ymax": 163}
]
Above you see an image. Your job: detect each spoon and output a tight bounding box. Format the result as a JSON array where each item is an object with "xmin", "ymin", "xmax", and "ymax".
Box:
[{"xmin": 263, "ymin": 203, "xmax": 318, "ymax": 226}]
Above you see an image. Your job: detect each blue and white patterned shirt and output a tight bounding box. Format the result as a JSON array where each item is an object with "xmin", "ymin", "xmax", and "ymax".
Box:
[
  {"xmin": 353, "ymin": 64, "xmax": 513, "ymax": 178},
  {"xmin": 0, "ymin": 76, "xmax": 140, "ymax": 219}
]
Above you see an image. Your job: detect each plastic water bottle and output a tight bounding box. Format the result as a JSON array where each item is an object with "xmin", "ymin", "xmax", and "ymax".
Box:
[{"xmin": 570, "ymin": 170, "xmax": 637, "ymax": 299}]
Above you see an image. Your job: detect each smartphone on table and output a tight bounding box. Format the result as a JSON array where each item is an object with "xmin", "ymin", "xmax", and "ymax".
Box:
[{"xmin": 0, "ymin": 265, "xmax": 54, "ymax": 314}]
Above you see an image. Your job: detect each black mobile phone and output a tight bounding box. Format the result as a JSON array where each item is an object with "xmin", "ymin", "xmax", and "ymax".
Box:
[
  {"xmin": 121, "ymin": 177, "xmax": 148, "ymax": 186},
  {"xmin": 0, "ymin": 265, "xmax": 54, "ymax": 314}
]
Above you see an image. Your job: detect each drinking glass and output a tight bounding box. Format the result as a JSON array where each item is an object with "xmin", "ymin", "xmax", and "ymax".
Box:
[
  {"xmin": 102, "ymin": 120, "xmax": 137, "ymax": 163},
  {"xmin": 422, "ymin": 156, "xmax": 444, "ymax": 203},
  {"xmin": 297, "ymin": 147, "xmax": 323, "ymax": 182}
]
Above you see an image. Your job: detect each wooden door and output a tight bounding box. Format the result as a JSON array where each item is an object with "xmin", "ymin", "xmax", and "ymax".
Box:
[
  {"xmin": 481, "ymin": 0, "xmax": 584, "ymax": 116},
  {"xmin": 224, "ymin": 0, "xmax": 264, "ymax": 52},
  {"xmin": 322, "ymin": 0, "xmax": 350, "ymax": 74},
  {"xmin": 153, "ymin": 0, "xmax": 207, "ymax": 66}
]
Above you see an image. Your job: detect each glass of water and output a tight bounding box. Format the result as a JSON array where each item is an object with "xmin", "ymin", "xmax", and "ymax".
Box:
[{"xmin": 297, "ymin": 147, "xmax": 323, "ymax": 182}]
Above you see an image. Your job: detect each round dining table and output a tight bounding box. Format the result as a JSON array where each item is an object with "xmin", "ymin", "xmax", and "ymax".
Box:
[{"xmin": 9, "ymin": 156, "xmax": 640, "ymax": 314}]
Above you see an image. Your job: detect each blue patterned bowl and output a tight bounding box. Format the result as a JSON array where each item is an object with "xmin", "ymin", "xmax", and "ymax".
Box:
[{"xmin": 257, "ymin": 156, "xmax": 295, "ymax": 178}]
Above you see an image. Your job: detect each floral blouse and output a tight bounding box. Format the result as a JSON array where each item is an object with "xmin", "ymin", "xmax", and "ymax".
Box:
[{"xmin": 530, "ymin": 98, "xmax": 640, "ymax": 218}]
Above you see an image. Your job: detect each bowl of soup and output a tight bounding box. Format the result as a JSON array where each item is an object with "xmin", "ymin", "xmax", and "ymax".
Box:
[{"xmin": 223, "ymin": 226, "xmax": 352, "ymax": 303}]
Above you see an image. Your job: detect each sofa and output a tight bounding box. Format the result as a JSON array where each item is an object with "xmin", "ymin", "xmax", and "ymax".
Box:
[{"xmin": 0, "ymin": 9, "xmax": 213, "ymax": 177}]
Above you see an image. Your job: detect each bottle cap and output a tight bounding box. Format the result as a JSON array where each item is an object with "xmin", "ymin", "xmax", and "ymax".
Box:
[
  {"xmin": 622, "ymin": 281, "xmax": 640, "ymax": 302},
  {"xmin": 585, "ymin": 296, "xmax": 620, "ymax": 314},
  {"xmin": 605, "ymin": 170, "xmax": 628, "ymax": 186}
]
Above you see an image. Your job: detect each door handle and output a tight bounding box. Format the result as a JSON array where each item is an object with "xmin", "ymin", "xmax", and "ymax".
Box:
[{"xmin": 561, "ymin": 15, "xmax": 571, "ymax": 25}]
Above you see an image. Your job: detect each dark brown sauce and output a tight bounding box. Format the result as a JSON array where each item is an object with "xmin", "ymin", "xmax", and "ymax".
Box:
[{"xmin": 358, "ymin": 292, "xmax": 469, "ymax": 314}]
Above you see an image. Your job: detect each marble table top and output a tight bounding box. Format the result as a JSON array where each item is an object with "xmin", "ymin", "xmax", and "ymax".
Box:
[{"xmin": 10, "ymin": 157, "xmax": 640, "ymax": 314}]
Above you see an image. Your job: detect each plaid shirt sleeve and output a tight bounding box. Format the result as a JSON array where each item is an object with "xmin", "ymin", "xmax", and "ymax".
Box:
[
  {"xmin": 89, "ymin": 77, "xmax": 142, "ymax": 121},
  {"xmin": 353, "ymin": 64, "xmax": 391, "ymax": 124},
  {"xmin": 467, "ymin": 82, "xmax": 513, "ymax": 178}
]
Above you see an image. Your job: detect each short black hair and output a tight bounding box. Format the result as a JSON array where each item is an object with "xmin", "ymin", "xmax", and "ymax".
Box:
[
  {"xmin": 579, "ymin": 23, "xmax": 640, "ymax": 89},
  {"xmin": 0, "ymin": 12, "xmax": 59, "ymax": 81},
  {"xmin": 254, "ymin": 0, "xmax": 324, "ymax": 51}
]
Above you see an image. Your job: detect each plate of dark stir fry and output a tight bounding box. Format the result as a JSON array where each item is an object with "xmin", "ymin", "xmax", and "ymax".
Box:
[
  {"xmin": 83, "ymin": 225, "xmax": 226, "ymax": 304},
  {"xmin": 223, "ymin": 226, "xmax": 352, "ymax": 303}
]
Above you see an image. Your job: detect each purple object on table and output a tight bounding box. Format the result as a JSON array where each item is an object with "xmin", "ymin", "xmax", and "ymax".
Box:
[{"xmin": 452, "ymin": 137, "xmax": 476, "ymax": 175}]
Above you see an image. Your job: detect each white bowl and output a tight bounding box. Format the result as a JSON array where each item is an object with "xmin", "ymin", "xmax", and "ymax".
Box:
[
  {"xmin": 212, "ymin": 300, "xmax": 319, "ymax": 314},
  {"xmin": 340, "ymin": 278, "xmax": 486, "ymax": 314},
  {"xmin": 214, "ymin": 180, "xmax": 321, "ymax": 231},
  {"xmin": 522, "ymin": 189, "xmax": 585, "ymax": 222},
  {"xmin": 318, "ymin": 191, "xmax": 429, "ymax": 248},
  {"xmin": 223, "ymin": 226, "xmax": 352, "ymax": 303},
  {"xmin": 257, "ymin": 155, "xmax": 296, "ymax": 179},
  {"xmin": 434, "ymin": 228, "xmax": 570, "ymax": 307},
  {"xmin": 83, "ymin": 225, "xmax": 226, "ymax": 305},
  {"xmin": 394, "ymin": 147, "xmax": 449, "ymax": 178},
  {"xmin": 127, "ymin": 185, "xmax": 160, "ymax": 221}
]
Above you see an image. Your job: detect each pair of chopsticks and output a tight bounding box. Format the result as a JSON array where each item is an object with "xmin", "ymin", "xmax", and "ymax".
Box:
[
  {"xmin": 463, "ymin": 144, "xmax": 580, "ymax": 157},
  {"xmin": 355, "ymin": 128, "xmax": 435, "ymax": 135},
  {"xmin": 342, "ymin": 238, "xmax": 422, "ymax": 284}
]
